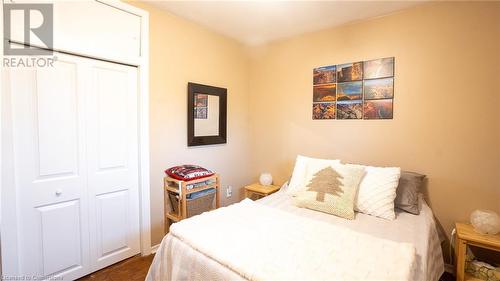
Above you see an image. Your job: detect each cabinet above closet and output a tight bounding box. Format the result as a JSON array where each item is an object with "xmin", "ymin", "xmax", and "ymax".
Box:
[{"xmin": 6, "ymin": 0, "xmax": 143, "ymax": 64}]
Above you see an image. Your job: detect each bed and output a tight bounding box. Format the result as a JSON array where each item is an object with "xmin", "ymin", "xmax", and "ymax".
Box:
[{"xmin": 147, "ymin": 188, "xmax": 444, "ymax": 281}]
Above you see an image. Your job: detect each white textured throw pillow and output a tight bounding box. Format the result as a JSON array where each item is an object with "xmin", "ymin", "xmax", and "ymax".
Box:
[
  {"xmin": 287, "ymin": 155, "xmax": 341, "ymax": 194},
  {"xmin": 353, "ymin": 165, "xmax": 401, "ymax": 220},
  {"xmin": 293, "ymin": 162, "xmax": 365, "ymax": 219}
]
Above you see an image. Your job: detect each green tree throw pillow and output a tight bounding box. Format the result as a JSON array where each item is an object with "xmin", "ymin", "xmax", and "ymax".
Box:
[{"xmin": 292, "ymin": 163, "xmax": 365, "ymax": 219}]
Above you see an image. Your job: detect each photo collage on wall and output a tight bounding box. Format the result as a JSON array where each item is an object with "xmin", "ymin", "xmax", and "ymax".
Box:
[
  {"xmin": 312, "ymin": 57, "xmax": 394, "ymax": 120},
  {"xmin": 194, "ymin": 93, "xmax": 208, "ymax": 119}
]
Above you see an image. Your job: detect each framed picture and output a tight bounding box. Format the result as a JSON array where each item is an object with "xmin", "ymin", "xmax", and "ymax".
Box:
[
  {"xmin": 337, "ymin": 100, "xmax": 362, "ymax": 119},
  {"xmin": 313, "ymin": 83, "xmax": 336, "ymax": 102},
  {"xmin": 337, "ymin": 62, "xmax": 363, "ymax": 82},
  {"xmin": 363, "ymin": 77, "xmax": 394, "ymax": 100},
  {"xmin": 363, "ymin": 57, "xmax": 394, "ymax": 79},
  {"xmin": 337, "ymin": 81, "xmax": 362, "ymax": 101},
  {"xmin": 363, "ymin": 99, "xmax": 393, "ymax": 119},
  {"xmin": 187, "ymin": 82, "xmax": 227, "ymax": 146},
  {"xmin": 313, "ymin": 102, "xmax": 336, "ymax": 119},
  {"xmin": 313, "ymin": 65, "xmax": 336, "ymax": 85}
]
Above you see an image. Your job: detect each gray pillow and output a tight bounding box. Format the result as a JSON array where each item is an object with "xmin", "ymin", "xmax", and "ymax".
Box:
[{"xmin": 395, "ymin": 171, "xmax": 426, "ymax": 215}]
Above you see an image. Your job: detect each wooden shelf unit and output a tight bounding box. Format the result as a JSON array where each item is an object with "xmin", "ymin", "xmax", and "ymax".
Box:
[
  {"xmin": 163, "ymin": 174, "xmax": 220, "ymax": 233},
  {"xmin": 455, "ymin": 223, "xmax": 500, "ymax": 281}
]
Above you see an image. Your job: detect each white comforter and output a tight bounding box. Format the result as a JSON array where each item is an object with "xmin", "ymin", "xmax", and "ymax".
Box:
[{"xmin": 149, "ymin": 199, "xmax": 417, "ymax": 281}]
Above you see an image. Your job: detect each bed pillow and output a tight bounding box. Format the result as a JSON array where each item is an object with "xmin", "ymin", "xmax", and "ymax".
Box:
[
  {"xmin": 395, "ymin": 171, "xmax": 426, "ymax": 215},
  {"xmin": 352, "ymin": 165, "xmax": 401, "ymax": 220},
  {"xmin": 292, "ymin": 163, "xmax": 365, "ymax": 219},
  {"xmin": 287, "ymin": 155, "xmax": 341, "ymax": 194},
  {"xmin": 279, "ymin": 181, "xmax": 290, "ymax": 192}
]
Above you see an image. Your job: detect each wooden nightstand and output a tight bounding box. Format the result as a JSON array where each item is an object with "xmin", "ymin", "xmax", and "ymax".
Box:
[
  {"xmin": 455, "ymin": 223, "xmax": 500, "ymax": 281},
  {"xmin": 244, "ymin": 183, "xmax": 280, "ymax": 199}
]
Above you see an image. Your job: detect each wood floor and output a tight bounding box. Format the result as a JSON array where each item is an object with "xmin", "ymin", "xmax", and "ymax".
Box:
[
  {"xmin": 77, "ymin": 253, "xmax": 454, "ymax": 281},
  {"xmin": 77, "ymin": 255, "xmax": 154, "ymax": 281}
]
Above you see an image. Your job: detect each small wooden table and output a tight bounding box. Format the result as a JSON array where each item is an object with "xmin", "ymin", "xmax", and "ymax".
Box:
[
  {"xmin": 455, "ymin": 223, "xmax": 500, "ymax": 281},
  {"xmin": 244, "ymin": 183, "xmax": 280, "ymax": 199}
]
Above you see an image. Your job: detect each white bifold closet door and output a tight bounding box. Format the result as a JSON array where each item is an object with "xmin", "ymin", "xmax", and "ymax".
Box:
[{"xmin": 9, "ymin": 53, "xmax": 140, "ymax": 280}]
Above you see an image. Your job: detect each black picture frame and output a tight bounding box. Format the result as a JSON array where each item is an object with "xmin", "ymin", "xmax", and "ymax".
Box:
[{"xmin": 187, "ymin": 82, "xmax": 227, "ymax": 146}]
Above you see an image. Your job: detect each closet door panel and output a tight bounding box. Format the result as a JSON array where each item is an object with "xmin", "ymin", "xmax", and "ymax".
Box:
[
  {"xmin": 86, "ymin": 60, "xmax": 140, "ymax": 270},
  {"xmin": 35, "ymin": 64, "xmax": 79, "ymax": 178},
  {"xmin": 96, "ymin": 190, "xmax": 130, "ymax": 258},
  {"xmin": 95, "ymin": 66, "xmax": 130, "ymax": 171},
  {"xmin": 9, "ymin": 55, "xmax": 90, "ymax": 280},
  {"xmin": 38, "ymin": 200, "xmax": 83, "ymax": 275}
]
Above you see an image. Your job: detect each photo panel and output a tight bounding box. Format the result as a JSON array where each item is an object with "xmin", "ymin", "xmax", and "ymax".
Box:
[
  {"xmin": 194, "ymin": 107, "xmax": 208, "ymax": 119},
  {"xmin": 313, "ymin": 65, "xmax": 336, "ymax": 85},
  {"xmin": 337, "ymin": 100, "xmax": 363, "ymax": 119},
  {"xmin": 363, "ymin": 99, "xmax": 393, "ymax": 119},
  {"xmin": 195, "ymin": 93, "xmax": 208, "ymax": 107},
  {"xmin": 363, "ymin": 77, "xmax": 394, "ymax": 100},
  {"xmin": 312, "ymin": 57, "xmax": 395, "ymax": 120},
  {"xmin": 313, "ymin": 102, "xmax": 336, "ymax": 119},
  {"xmin": 336, "ymin": 62, "xmax": 363, "ymax": 82},
  {"xmin": 337, "ymin": 81, "xmax": 362, "ymax": 101},
  {"xmin": 313, "ymin": 83, "xmax": 336, "ymax": 102},
  {"xmin": 363, "ymin": 57, "xmax": 394, "ymax": 80}
]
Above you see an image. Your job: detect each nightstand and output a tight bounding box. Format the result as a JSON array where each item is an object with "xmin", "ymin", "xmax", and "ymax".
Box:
[
  {"xmin": 455, "ymin": 223, "xmax": 500, "ymax": 281},
  {"xmin": 244, "ymin": 183, "xmax": 280, "ymax": 199}
]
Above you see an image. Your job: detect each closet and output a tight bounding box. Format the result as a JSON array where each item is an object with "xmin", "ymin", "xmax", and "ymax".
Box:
[{"xmin": 1, "ymin": 1, "xmax": 150, "ymax": 280}]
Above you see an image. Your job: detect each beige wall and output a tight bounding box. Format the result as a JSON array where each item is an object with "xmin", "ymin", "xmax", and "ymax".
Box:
[
  {"xmin": 130, "ymin": 2, "xmax": 253, "ymax": 245},
  {"xmin": 131, "ymin": 1, "xmax": 500, "ymax": 247},
  {"xmin": 247, "ymin": 1, "xmax": 500, "ymax": 241}
]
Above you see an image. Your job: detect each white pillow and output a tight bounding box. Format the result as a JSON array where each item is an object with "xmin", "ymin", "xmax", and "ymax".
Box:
[
  {"xmin": 352, "ymin": 165, "xmax": 401, "ymax": 220},
  {"xmin": 287, "ymin": 155, "xmax": 341, "ymax": 194}
]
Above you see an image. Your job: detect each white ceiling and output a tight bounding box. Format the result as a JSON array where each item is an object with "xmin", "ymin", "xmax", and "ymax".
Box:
[{"xmin": 146, "ymin": 1, "xmax": 424, "ymax": 46}]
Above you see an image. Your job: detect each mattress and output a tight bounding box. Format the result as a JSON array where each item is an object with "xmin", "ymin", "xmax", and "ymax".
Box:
[{"xmin": 147, "ymin": 190, "xmax": 444, "ymax": 281}]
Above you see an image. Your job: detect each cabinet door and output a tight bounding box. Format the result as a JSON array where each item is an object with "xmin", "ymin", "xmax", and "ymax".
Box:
[
  {"xmin": 7, "ymin": 0, "xmax": 141, "ymax": 63},
  {"xmin": 8, "ymin": 54, "xmax": 91, "ymax": 280},
  {"xmin": 85, "ymin": 59, "xmax": 141, "ymax": 271}
]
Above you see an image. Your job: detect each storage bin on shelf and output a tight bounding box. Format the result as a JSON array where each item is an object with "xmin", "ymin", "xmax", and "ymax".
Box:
[
  {"xmin": 168, "ymin": 178, "xmax": 216, "ymax": 217},
  {"xmin": 163, "ymin": 174, "xmax": 220, "ymax": 233}
]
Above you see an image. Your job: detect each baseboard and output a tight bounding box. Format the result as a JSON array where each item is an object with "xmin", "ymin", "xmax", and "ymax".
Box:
[
  {"xmin": 444, "ymin": 263, "xmax": 454, "ymax": 274},
  {"xmin": 151, "ymin": 244, "xmax": 160, "ymax": 254}
]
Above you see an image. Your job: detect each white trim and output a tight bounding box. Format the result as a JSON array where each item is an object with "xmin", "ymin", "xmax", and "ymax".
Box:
[
  {"xmin": 150, "ymin": 244, "xmax": 160, "ymax": 255},
  {"xmin": 0, "ymin": 0, "xmax": 152, "ymax": 274},
  {"xmin": 0, "ymin": 0, "xmax": 4, "ymax": 274},
  {"xmin": 1, "ymin": 33, "xmax": 21, "ymax": 278},
  {"xmin": 137, "ymin": 7, "xmax": 152, "ymax": 257},
  {"xmin": 98, "ymin": 0, "xmax": 147, "ymax": 17}
]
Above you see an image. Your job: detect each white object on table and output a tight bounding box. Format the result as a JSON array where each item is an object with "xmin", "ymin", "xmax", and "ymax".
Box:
[
  {"xmin": 259, "ymin": 172, "xmax": 273, "ymax": 186},
  {"xmin": 470, "ymin": 209, "xmax": 500, "ymax": 235}
]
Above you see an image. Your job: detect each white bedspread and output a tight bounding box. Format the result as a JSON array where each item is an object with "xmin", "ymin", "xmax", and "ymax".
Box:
[
  {"xmin": 147, "ymin": 190, "xmax": 444, "ymax": 281},
  {"xmin": 147, "ymin": 196, "xmax": 431, "ymax": 281}
]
